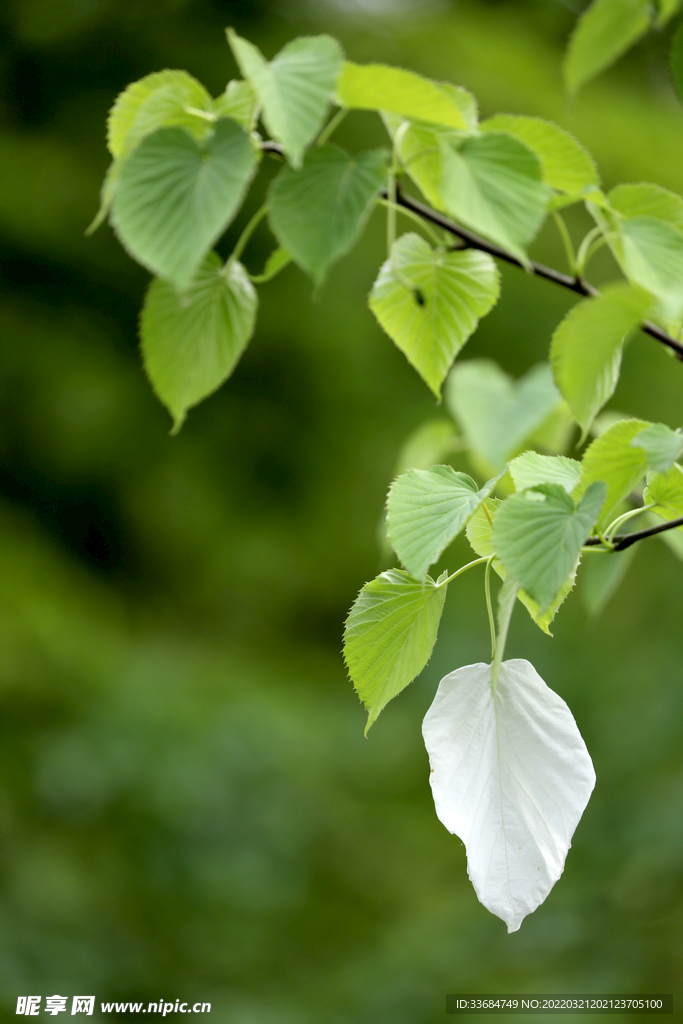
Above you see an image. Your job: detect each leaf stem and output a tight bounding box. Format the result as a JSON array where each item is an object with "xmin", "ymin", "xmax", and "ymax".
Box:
[
  {"xmin": 574, "ymin": 225, "xmax": 604, "ymax": 276},
  {"xmin": 316, "ymin": 108, "xmax": 347, "ymax": 146},
  {"xmin": 226, "ymin": 204, "xmax": 268, "ymax": 270},
  {"xmin": 552, "ymin": 211, "xmax": 576, "ymax": 275},
  {"xmin": 604, "ymin": 503, "xmax": 654, "ymax": 543},
  {"xmin": 437, "ymin": 556, "xmax": 489, "ymax": 587},
  {"xmin": 377, "ymin": 198, "xmax": 443, "ymax": 247},
  {"xmin": 485, "ymin": 557, "xmax": 497, "ymax": 664},
  {"xmin": 584, "ymin": 513, "xmax": 683, "ymax": 550}
]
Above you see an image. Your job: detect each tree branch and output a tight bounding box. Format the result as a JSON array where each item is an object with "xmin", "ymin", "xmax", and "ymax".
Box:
[
  {"xmin": 389, "ymin": 188, "xmax": 683, "ymax": 362},
  {"xmin": 584, "ymin": 515, "xmax": 683, "ymax": 551}
]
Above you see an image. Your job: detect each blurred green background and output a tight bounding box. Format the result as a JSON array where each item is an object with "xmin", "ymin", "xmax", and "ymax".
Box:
[{"xmin": 0, "ymin": 0, "xmax": 681, "ymax": 1021}]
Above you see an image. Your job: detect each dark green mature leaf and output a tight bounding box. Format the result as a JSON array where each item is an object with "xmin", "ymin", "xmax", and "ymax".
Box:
[
  {"xmin": 564, "ymin": 0, "xmax": 652, "ymax": 95},
  {"xmin": 140, "ymin": 252, "xmax": 257, "ymax": 431},
  {"xmin": 644, "ymin": 464, "xmax": 683, "ymax": 525},
  {"xmin": 509, "ymin": 452, "xmax": 582, "ymax": 494},
  {"xmin": 481, "ymin": 115, "xmax": 599, "ymax": 198},
  {"xmin": 227, "ymin": 29, "xmax": 343, "ymax": 168},
  {"xmin": 111, "ymin": 120, "xmax": 258, "ymax": 290},
  {"xmin": 344, "ymin": 569, "xmax": 447, "ymax": 733},
  {"xmin": 107, "ymin": 70, "xmax": 214, "ymax": 159},
  {"xmin": 467, "ymin": 500, "xmax": 578, "ymax": 634},
  {"xmin": 672, "ymin": 22, "xmax": 683, "ymax": 103},
  {"xmin": 387, "ymin": 465, "xmax": 499, "ymax": 580},
  {"xmin": 337, "ymin": 61, "xmax": 473, "ymax": 129},
  {"xmin": 369, "ymin": 234, "xmax": 500, "ymax": 397},
  {"xmin": 493, "ymin": 482, "xmax": 606, "ymax": 612},
  {"xmin": 577, "ymin": 418, "xmax": 649, "ymax": 527},
  {"xmin": 446, "ymin": 360, "xmax": 562, "ymax": 471},
  {"xmin": 550, "ymin": 283, "xmax": 652, "ymax": 438},
  {"xmin": 632, "ymin": 423, "xmax": 683, "ymax": 473},
  {"xmin": 268, "ymin": 145, "xmax": 387, "ymax": 284}
]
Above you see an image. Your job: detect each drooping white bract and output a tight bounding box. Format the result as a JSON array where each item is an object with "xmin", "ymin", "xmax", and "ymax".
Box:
[{"xmin": 422, "ymin": 659, "xmax": 595, "ymax": 933}]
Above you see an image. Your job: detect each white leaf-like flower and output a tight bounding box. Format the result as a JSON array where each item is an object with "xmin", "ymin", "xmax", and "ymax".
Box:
[{"xmin": 422, "ymin": 659, "xmax": 595, "ymax": 933}]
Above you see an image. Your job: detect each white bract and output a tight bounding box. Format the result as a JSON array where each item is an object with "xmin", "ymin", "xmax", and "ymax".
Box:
[{"xmin": 422, "ymin": 659, "xmax": 595, "ymax": 932}]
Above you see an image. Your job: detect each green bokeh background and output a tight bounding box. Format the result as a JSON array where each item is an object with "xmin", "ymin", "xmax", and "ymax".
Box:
[{"xmin": 0, "ymin": 1, "xmax": 681, "ymax": 1021}]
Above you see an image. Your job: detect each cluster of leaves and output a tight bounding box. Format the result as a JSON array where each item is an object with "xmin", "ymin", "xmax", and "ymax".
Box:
[
  {"xmin": 564, "ymin": 0, "xmax": 683, "ymax": 98},
  {"xmin": 94, "ymin": 27, "xmax": 683, "ymax": 438}
]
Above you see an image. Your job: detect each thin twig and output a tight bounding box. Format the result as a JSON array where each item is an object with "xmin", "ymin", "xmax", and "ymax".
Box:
[{"xmin": 584, "ymin": 515, "xmax": 683, "ymax": 551}]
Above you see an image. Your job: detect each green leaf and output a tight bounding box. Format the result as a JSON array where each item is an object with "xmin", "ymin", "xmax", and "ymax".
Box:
[
  {"xmin": 393, "ymin": 419, "xmax": 460, "ymax": 475},
  {"xmin": 369, "ymin": 234, "xmax": 500, "ymax": 398},
  {"xmin": 336, "ymin": 61, "xmax": 472, "ymax": 130},
  {"xmin": 227, "ymin": 29, "xmax": 343, "ymax": 168},
  {"xmin": 643, "ymin": 464, "xmax": 683, "ymax": 525},
  {"xmin": 439, "ymin": 132, "xmax": 547, "ymax": 261},
  {"xmin": 509, "ymin": 452, "xmax": 582, "ymax": 494},
  {"xmin": 580, "ymin": 545, "xmax": 637, "ymax": 616},
  {"xmin": 672, "ymin": 23, "xmax": 683, "ymax": 103},
  {"xmin": 107, "ymin": 70, "xmax": 214, "ymax": 159},
  {"xmin": 111, "ymin": 120, "xmax": 259, "ymax": 290},
  {"xmin": 577, "ymin": 418, "xmax": 650, "ymax": 527},
  {"xmin": 446, "ymin": 360, "xmax": 563, "ymax": 471},
  {"xmin": 268, "ymin": 145, "xmax": 387, "ymax": 285},
  {"xmin": 613, "ymin": 217, "xmax": 683, "ymax": 318},
  {"xmin": 492, "ymin": 575, "xmax": 519, "ymax": 686},
  {"xmin": 493, "ymin": 482, "xmax": 606, "ymax": 612},
  {"xmin": 564, "ymin": 0, "xmax": 652, "ymax": 95},
  {"xmin": 140, "ymin": 252, "xmax": 257, "ymax": 431},
  {"xmin": 632, "ymin": 423, "xmax": 683, "ymax": 473},
  {"xmin": 212, "ymin": 79, "xmax": 258, "ymax": 129},
  {"xmin": 481, "ymin": 115, "xmax": 599, "ymax": 198},
  {"xmin": 466, "ymin": 499, "xmax": 578, "ymax": 634},
  {"xmin": 387, "ymin": 465, "xmax": 500, "ymax": 580},
  {"xmin": 343, "ymin": 568, "xmax": 447, "ymax": 734},
  {"xmin": 250, "ymin": 246, "xmax": 291, "ymax": 284},
  {"xmin": 609, "ymin": 183, "xmax": 683, "ymax": 234},
  {"xmin": 657, "ymin": 0, "xmax": 682, "ymax": 27},
  {"xmin": 550, "ymin": 283, "xmax": 652, "ymax": 438}
]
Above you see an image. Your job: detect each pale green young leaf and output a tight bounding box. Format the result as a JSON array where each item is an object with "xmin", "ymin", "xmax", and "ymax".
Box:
[
  {"xmin": 550, "ymin": 283, "xmax": 652, "ymax": 438},
  {"xmin": 481, "ymin": 115, "xmax": 599, "ymax": 197},
  {"xmin": 577, "ymin": 418, "xmax": 650, "ymax": 527},
  {"xmin": 336, "ymin": 61, "xmax": 472, "ymax": 129},
  {"xmin": 509, "ymin": 452, "xmax": 582, "ymax": 494},
  {"xmin": 643, "ymin": 464, "xmax": 683, "ymax": 525},
  {"xmin": 580, "ymin": 545, "xmax": 637, "ymax": 616},
  {"xmin": 493, "ymin": 482, "xmax": 606, "ymax": 613},
  {"xmin": 672, "ymin": 23, "xmax": 683, "ymax": 103},
  {"xmin": 140, "ymin": 252, "xmax": 257, "ymax": 432},
  {"xmin": 609, "ymin": 183, "xmax": 683, "ymax": 234},
  {"xmin": 446, "ymin": 360, "xmax": 562, "ymax": 471},
  {"xmin": 609, "ymin": 217, "xmax": 683, "ymax": 318},
  {"xmin": 250, "ymin": 246, "xmax": 291, "ymax": 284},
  {"xmin": 343, "ymin": 568, "xmax": 447, "ymax": 734},
  {"xmin": 227, "ymin": 29, "xmax": 343, "ymax": 168},
  {"xmin": 467, "ymin": 499, "xmax": 578, "ymax": 635},
  {"xmin": 439, "ymin": 132, "xmax": 547, "ymax": 262},
  {"xmin": 564, "ymin": 0, "xmax": 652, "ymax": 95},
  {"xmin": 393, "ymin": 419, "xmax": 460, "ymax": 475},
  {"xmin": 111, "ymin": 120, "xmax": 258, "ymax": 290},
  {"xmin": 268, "ymin": 145, "xmax": 387, "ymax": 285},
  {"xmin": 212, "ymin": 79, "xmax": 258, "ymax": 129},
  {"xmin": 631, "ymin": 423, "xmax": 683, "ymax": 472},
  {"xmin": 369, "ymin": 234, "xmax": 500, "ymax": 398},
  {"xmin": 107, "ymin": 70, "xmax": 214, "ymax": 159},
  {"xmin": 387, "ymin": 465, "xmax": 500, "ymax": 580},
  {"xmin": 527, "ymin": 400, "xmax": 576, "ymax": 455},
  {"xmin": 656, "ymin": 0, "xmax": 682, "ymax": 27}
]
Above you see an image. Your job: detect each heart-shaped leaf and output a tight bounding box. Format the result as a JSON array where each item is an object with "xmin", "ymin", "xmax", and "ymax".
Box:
[
  {"xmin": 632, "ymin": 423, "xmax": 683, "ymax": 473},
  {"xmin": 423, "ymin": 659, "xmax": 595, "ymax": 932},
  {"xmin": 140, "ymin": 252, "xmax": 257, "ymax": 431},
  {"xmin": 268, "ymin": 145, "xmax": 387, "ymax": 284},
  {"xmin": 344, "ymin": 569, "xmax": 447, "ymax": 734},
  {"xmin": 446, "ymin": 360, "xmax": 563, "ymax": 471},
  {"xmin": 577, "ymin": 418, "xmax": 650, "ymax": 527},
  {"xmin": 337, "ymin": 61, "xmax": 472, "ymax": 129},
  {"xmin": 509, "ymin": 452, "xmax": 582, "ymax": 494},
  {"xmin": 563, "ymin": 0, "xmax": 652, "ymax": 95},
  {"xmin": 111, "ymin": 120, "xmax": 259, "ymax": 290},
  {"xmin": 493, "ymin": 482, "xmax": 606, "ymax": 612},
  {"xmin": 644, "ymin": 464, "xmax": 683, "ymax": 525},
  {"xmin": 369, "ymin": 234, "xmax": 500, "ymax": 397},
  {"xmin": 107, "ymin": 70, "xmax": 214, "ymax": 159},
  {"xmin": 228, "ymin": 29, "xmax": 343, "ymax": 168},
  {"xmin": 387, "ymin": 465, "xmax": 500, "ymax": 580},
  {"xmin": 608, "ymin": 182, "xmax": 683, "ymax": 232}
]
